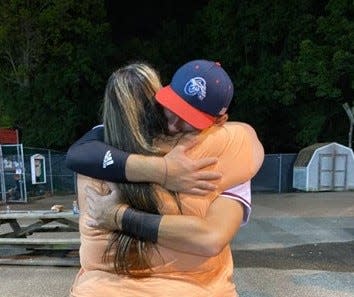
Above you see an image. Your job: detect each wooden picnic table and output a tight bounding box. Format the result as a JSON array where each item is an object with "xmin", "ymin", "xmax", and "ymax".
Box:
[{"xmin": 0, "ymin": 210, "xmax": 80, "ymax": 250}]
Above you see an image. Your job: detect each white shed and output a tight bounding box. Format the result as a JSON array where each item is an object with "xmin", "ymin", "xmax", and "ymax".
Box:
[{"xmin": 293, "ymin": 142, "xmax": 354, "ymax": 191}]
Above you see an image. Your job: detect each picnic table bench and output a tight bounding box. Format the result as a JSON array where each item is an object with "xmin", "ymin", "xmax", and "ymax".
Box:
[{"xmin": 0, "ymin": 210, "xmax": 80, "ymax": 250}]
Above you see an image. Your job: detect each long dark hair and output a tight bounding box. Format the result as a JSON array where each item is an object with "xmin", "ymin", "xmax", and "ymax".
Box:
[{"xmin": 102, "ymin": 62, "xmax": 179, "ymax": 275}]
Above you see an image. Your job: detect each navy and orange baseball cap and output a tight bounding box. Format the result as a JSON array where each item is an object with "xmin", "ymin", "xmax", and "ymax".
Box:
[{"xmin": 155, "ymin": 59, "xmax": 234, "ymax": 130}]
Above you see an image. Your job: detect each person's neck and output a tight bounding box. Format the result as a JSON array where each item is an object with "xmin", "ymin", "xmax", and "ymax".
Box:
[{"xmin": 154, "ymin": 133, "xmax": 186, "ymax": 153}]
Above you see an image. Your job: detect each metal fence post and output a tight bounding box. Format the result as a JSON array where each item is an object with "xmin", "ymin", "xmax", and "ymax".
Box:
[
  {"xmin": 0, "ymin": 145, "xmax": 5, "ymax": 202},
  {"xmin": 278, "ymin": 154, "xmax": 282, "ymax": 193},
  {"xmin": 19, "ymin": 144, "xmax": 27, "ymax": 202},
  {"xmin": 48, "ymin": 149, "xmax": 54, "ymax": 195}
]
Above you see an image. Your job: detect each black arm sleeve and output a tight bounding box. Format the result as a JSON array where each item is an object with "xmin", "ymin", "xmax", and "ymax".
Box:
[{"xmin": 65, "ymin": 125, "xmax": 130, "ymax": 182}]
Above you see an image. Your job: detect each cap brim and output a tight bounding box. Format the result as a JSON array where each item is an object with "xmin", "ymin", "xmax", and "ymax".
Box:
[{"xmin": 155, "ymin": 85, "xmax": 215, "ymax": 130}]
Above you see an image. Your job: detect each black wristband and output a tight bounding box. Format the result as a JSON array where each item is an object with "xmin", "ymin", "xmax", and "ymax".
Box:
[{"xmin": 121, "ymin": 208, "xmax": 162, "ymax": 243}]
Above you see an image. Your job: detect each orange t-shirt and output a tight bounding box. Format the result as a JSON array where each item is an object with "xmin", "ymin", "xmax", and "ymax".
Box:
[{"xmin": 70, "ymin": 122, "xmax": 264, "ymax": 297}]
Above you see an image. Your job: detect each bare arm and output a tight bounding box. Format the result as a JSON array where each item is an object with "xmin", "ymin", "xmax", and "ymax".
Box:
[
  {"xmin": 157, "ymin": 196, "xmax": 243, "ymax": 256},
  {"xmin": 85, "ymin": 186, "xmax": 243, "ymax": 257},
  {"xmin": 127, "ymin": 139, "xmax": 222, "ymax": 195},
  {"xmin": 66, "ymin": 126, "xmax": 221, "ymax": 195}
]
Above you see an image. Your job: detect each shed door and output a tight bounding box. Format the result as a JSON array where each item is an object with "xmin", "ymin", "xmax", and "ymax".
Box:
[{"xmin": 318, "ymin": 153, "xmax": 347, "ymax": 191}]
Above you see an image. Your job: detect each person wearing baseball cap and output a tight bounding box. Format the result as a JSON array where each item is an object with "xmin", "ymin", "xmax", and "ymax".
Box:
[
  {"xmin": 66, "ymin": 60, "xmax": 253, "ymax": 227},
  {"xmin": 69, "ymin": 61, "xmax": 263, "ymax": 297},
  {"xmin": 67, "ymin": 59, "xmax": 255, "ymax": 231},
  {"xmin": 66, "ymin": 60, "xmax": 235, "ymax": 190},
  {"xmin": 156, "ymin": 59, "xmax": 234, "ymax": 132}
]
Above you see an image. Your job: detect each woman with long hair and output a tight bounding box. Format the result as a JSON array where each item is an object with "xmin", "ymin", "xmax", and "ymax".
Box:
[
  {"xmin": 100, "ymin": 63, "xmax": 182, "ymax": 274},
  {"xmin": 70, "ymin": 61, "xmax": 263, "ymax": 296}
]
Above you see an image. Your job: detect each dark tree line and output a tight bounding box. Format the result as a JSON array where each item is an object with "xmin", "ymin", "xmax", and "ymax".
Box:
[{"xmin": 0, "ymin": 0, "xmax": 353, "ymax": 153}]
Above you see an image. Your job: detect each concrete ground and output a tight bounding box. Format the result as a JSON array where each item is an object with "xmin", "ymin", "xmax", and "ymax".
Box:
[
  {"xmin": 232, "ymin": 191, "xmax": 354, "ymax": 297},
  {"xmin": 0, "ymin": 191, "xmax": 353, "ymax": 297}
]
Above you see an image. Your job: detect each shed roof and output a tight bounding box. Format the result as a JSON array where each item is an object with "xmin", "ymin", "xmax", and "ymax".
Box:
[{"xmin": 294, "ymin": 143, "xmax": 331, "ymax": 167}]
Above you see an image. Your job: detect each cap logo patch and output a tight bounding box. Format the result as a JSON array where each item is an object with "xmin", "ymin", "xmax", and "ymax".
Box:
[{"xmin": 184, "ymin": 77, "xmax": 206, "ymax": 100}]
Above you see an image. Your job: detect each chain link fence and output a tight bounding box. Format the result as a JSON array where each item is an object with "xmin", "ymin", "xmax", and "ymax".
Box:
[
  {"xmin": 1, "ymin": 147, "xmax": 298, "ymax": 203},
  {"xmin": 0, "ymin": 146, "xmax": 76, "ymax": 202},
  {"xmin": 22, "ymin": 147, "xmax": 76, "ymax": 198},
  {"xmin": 0, "ymin": 144, "xmax": 26, "ymax": 202},
  {"xmin": 252, "ymin": 154, "xmax": 298, "ymax": 193}
]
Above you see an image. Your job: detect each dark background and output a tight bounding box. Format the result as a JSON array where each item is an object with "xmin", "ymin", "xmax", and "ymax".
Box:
[{"xmin": 0, "ymin": 0, "xmax": 353, "ymax": 153}]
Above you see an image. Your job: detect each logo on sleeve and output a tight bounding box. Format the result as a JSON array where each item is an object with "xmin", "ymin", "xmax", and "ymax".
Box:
[{"xmin": 102, "ymin": 150, "xmax": 114, "ymax": 168}]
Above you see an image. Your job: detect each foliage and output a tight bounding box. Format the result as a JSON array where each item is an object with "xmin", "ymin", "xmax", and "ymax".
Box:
[
  {"xmin": 1, "ymin": 0, "xmax": 353, "ymax": 152},
  {"xmin": 277, "ymin": 0, "xmax": 354, "ymax": 147},
  {"xmin": 181, "ymin": 0, "xmax": 353, "ymax": 151},
  {"xmin": 0, "ymin": 0, "xmax": 115, "ymax": 149}
]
